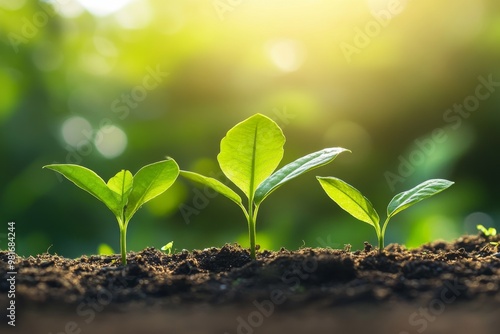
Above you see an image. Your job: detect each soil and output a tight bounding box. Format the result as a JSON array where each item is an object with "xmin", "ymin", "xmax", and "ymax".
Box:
[{"xmin": 1, "ymin": 233, "xmax": 500, "ymax": 334}]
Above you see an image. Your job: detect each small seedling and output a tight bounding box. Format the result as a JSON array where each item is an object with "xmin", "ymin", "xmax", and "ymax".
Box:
[
  {"xmin": 476, "ymin": 224, "xmax": 497, "ymax": 237},
  {"xmin": 161, "ymin": 241, "xmax": 174, "ymax": 254},
  {"xmin": 181, "ymin": 113, "xmax": 349, "ymax": 259},
  {"xmin": 317, "ymin": 177, "xmax": 454, "ymax": 253},
  {"xmin": 44, "ymin": 159, "xmax": 179, "ymax": 265}
]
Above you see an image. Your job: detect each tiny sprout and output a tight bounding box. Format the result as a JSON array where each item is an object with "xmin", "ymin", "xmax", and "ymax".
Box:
[
  {"xmin": 161, "ymin": 241, "xmax": 174, "ymax": 254},
  {"xmin": 317, "ymin": 177, "xmax": 454, "ymax": 253},
  {"xmin": 477, "ymin": 224, "xmax": 497, "ymax": 237}
]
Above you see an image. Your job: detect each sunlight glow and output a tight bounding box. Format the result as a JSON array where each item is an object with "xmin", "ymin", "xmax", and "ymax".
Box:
[
  {"xmin": 114, "ymin": 0, "xmax": 153, "ymax": 30},
  {"xmin": 76, "ymin": 0, "xmax": 134, "ymax": 16},
  {"xmin": 267, "ymin": 39, "xmax": 306, "ymax": 73},
  {"xmin": 366, "ymin": 0, "xmax": 407, "ymax": 17}
]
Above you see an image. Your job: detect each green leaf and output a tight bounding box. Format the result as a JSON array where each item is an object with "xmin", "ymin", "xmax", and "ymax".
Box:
[
  {"xmin": 43, "ymin": 164, "xmax": 121, "ymax": 217},
  {"xmin": 179, "ymin": 170, "xmax": 244, "ymax": 208},
  {"xmin": 317, "ymin": 176, "xmax": 379, "ymax": 227},
  {"xmin": 125, "ymin": 159, "xmax": 180, "ymax": 221},
  {"xmin": 161, "ymin": 241, "xmax": 174, "ymax": 252},
  {"xmin": 387, "ymin": 179, "xmax": 454, "ymax": 219},
  {"xmin": 107, "ymin": 170, "xmax": 133, "ymax": 207},
  {"xmin": 217, "ymin": 113, "xmax": 285, "ymax": 199},
  {"xmin": 255, "ymin": 148, "xmax": 350, "ymax": 205}
]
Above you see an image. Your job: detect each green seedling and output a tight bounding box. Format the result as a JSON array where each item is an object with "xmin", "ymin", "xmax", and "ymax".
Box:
[
  {"xmin": 181, "ymin": 113, "xmax": 349, "ymax": 259},
  {"xmin": 317, "ymin": 177, "xmax": 454, "ymax": 253},
  {"xmin": 43, "ymin": 159, "xmax": 179, "ymax": 265},
  {"xmin": 161, "ymin": 241, "xmax": 174, "ymax": 254},
  {"xmin": 476, "ymin": 224, "xmax": 497, "ymax": 237}
]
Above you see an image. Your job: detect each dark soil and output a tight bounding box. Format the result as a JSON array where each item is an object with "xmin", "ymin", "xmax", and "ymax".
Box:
[{"xmin": 1, "ymin": 233, "xmax": 500, "ymax": 333}]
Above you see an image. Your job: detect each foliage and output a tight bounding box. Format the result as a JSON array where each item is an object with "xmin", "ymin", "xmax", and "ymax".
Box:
[
  {"xmin": 317, "ymin": 178, "xmax": 454, "ymax": 252},
  {"xmin": 161, "ymin": 241, "xmax": 174, "ymax": 254},
  {"xmin": 43, "ymin": 159, "xmax": 179, "ymax": 264},
  {"xmin": 181, "ymin": 113, "xmax": 349, "ymax": 258},
  {"xmin": 476, "ymin": 224, "xmax": 497, "ymax": 237}
]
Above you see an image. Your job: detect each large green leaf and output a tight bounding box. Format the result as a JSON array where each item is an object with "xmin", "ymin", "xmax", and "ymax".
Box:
[
  {"xmin": 317, "ymin": 176, "xmax": 379, "ymax": 228},
  {"xmin": 217, "ymin": 114, "xmax": 285, "ymax": 199},
  {"xmin": 179, "ymin": 170, "xmax": 244, "ymax": 209},
  {"xmin": 387, "ymin": 179, "xmax": 454, "ymax": 219},
  {"xmin": 43, "ymin": 164, "xmax": 121, "ymax": 217},
  {"xmin": 125, "ymin": 159, "xmax": 179, "ymax": 221},
  {"xmin": 107, "ymin": 170, "xmax": 133, "ymax": 207},
  {"xmin": 254, "ymin": 148, "xmax": 350, "ymax": 205}
]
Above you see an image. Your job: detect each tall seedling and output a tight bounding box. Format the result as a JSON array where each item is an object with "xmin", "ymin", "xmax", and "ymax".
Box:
[{"xmin": 181, "ymin": 114, "xmax": 349, "ymax": 258}]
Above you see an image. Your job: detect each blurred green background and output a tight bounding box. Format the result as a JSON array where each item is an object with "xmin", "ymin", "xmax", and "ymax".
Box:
[{"xmin": 1, "ymin": 0, "xmax": 499, "ymax": 258}]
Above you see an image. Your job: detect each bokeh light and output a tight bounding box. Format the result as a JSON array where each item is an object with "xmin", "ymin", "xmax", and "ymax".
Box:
[
  {"xmin": 76, "ymin": 0, "xmax": 134, "ymax": 16},
  {"xmin": 61, "ymin": 116, "xmax": 92, "ymax": 148},
  {"xmin": 94, "ymin": 125, "xmax": 128, "ymax": 159},
  {"xmin": 267, "ymin": 39, "xmax": 306, "ymax": 73}
]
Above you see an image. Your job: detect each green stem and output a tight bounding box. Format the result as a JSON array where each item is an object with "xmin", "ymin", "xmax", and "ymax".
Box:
[
  {"xmin": 120, "ymin": 225, "xmax": 127, "ymax": 265},
  {"xmin": 378, "ymin": 217, "xmax": 391, "ymax": 253},
  {"xmin": 378, "ymin": 230, "xmax": 384, "ymax": 253},
  {"xmin": 247, "ymin": 196, "xmax": 260, "ymax": 259},
  {"xmin": 248, "ymin": 212, "xmax": 256, "ymax": 259},
  {"xmin": 119, "ymin": 210, "xmax": 128, "ymax": 265}
]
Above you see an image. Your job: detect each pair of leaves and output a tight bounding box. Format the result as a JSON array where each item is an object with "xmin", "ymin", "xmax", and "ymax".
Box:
[
  {"xmin": 44, "ymin": 159, "xmax": 179, "ymax": 225},
  {"xmin": 181, "ymin": 114, "xmax": 349, "ymax": 212},
  {"xmin": 317, "ymin": 177, "xmax": 454, "ymax": 231}
]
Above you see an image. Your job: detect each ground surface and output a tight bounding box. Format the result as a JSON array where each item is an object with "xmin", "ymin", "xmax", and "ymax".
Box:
[{"xmin": 1, "ymin": 234, "xmax": 499, "ymax": 333}]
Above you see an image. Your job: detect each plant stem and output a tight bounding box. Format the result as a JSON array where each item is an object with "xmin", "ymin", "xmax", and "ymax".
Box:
[
  {"xmin": 248, "ymin": 213, "xmax": 256, "ymax": 259},
  {"xmin": 247, "ymin": 193, "xmax": 260, "ymax": 259},
  {"xmin": 247, "ymin": 196, "xmax": 257, "ymax": 259},
  {"xmin": 119, "ymin": 210, "xmax": 128, "ymax": 265},
  {"xmin": 378, "ymin": 232, "xmax": 384, "ymax": 254},
  {"xmin": 378, "ymin": 217, "xmax": 391, "ymax": 253},
  {"xmin": 120, "ymin": 226, "xmax": 127, "ymax": 265}
]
